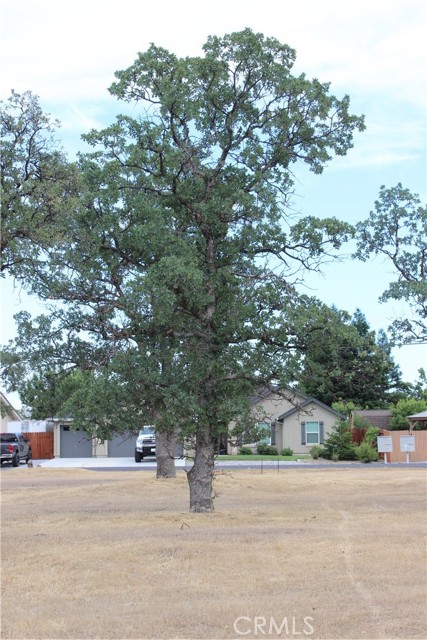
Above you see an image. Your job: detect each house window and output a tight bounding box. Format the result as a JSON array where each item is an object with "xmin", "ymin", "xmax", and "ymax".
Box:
[
  {"xmin": 306, "ymin": 421, "xmax": 320, "ymax": 445},
  {"xmin": 258, "ymin": 422, "xmax": 271, "ymax": 445},
  {"xmin": 241, "ymin": 422, "xmax": 275, "ymax": 446}
]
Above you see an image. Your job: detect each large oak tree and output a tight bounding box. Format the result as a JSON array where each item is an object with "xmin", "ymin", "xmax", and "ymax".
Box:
[{"xmin": 1, "ymin": 30, "xmax": 364, "ymax": 511}]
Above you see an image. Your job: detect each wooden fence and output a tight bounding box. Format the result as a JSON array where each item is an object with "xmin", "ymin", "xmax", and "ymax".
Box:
[
  {"xmin": 352, "ymin": 428, "xmax": 427, "ymax": 462},
  {"xmin": 26, "ymin": 432, "xmax": 54, "ymax": 459},
  {"xmin": 351, "ymin": 429, "xmax": 366, "ymax": 445},
  {"xmin": 380, "ymin": 429, "xmax": 427, "ymax": 463}
]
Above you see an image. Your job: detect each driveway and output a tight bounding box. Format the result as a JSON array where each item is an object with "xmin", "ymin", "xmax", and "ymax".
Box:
[{"xmin": 31, "ymin": 457, "xmax": 186, "ymax": 469}]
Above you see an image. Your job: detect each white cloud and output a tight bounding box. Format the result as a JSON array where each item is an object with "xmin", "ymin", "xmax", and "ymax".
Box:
[{"xmin": 1, "ymin": 0, "xmax": 426, "ymax": 105}]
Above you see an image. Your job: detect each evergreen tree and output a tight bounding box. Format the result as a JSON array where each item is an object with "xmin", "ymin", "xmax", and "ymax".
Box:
[
  {"xmin": 321, "ymin": 419, "xmax": 356, "ymax": 460},
  {"xmin": 297, "ymin": 307, "xmax": 403, "ymax": 407}
]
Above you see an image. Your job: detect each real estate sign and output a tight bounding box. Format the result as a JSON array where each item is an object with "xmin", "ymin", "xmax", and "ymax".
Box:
[
  {"xmin": 400, "ymin": 435, "xmax": 415, "ymax": 452},
  {"xmin": 377, "ymin": 436, "xmax": 393, "ymax": 453}
]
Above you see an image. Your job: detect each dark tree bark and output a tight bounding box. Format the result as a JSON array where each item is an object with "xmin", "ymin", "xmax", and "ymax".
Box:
[
  {"xmin": 156, "ymin": 430, "xmax": 178, "ymax": 478},
  {"xmin": 187, "ymin": 427, "xmax": 215, "ymax": 512}
]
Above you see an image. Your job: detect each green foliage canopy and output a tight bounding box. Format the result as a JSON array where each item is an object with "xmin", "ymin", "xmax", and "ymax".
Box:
[
  {"xmin": 0, "ymin": 90, "xmax": 81, "ymax": 278},
  {"xmin": 389, "ymin": 398, "xmax": 427, "ymax": 430},
  {"xmin": 355, "ymin": 184, "xmax": 427, "ymax": 345}
]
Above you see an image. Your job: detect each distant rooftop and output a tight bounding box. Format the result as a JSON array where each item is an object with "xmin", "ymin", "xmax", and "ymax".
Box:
[{"xmin": 352, "ymin": 409, "xmax": 392, "ymax": 430}]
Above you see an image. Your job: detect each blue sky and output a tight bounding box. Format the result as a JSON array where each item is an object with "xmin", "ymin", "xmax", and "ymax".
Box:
[{"xmin": 1, "ymin": 0, "xmax": 426, "ymax": 406}]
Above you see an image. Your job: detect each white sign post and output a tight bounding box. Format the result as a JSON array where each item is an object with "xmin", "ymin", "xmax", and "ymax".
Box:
[
  {"xmin": 377, "ymin": 436, "xmax": 393, "ymax": 464},
  {"xmin": 400, "ymin": 435, "xmax": 415, "ymax": 464}
]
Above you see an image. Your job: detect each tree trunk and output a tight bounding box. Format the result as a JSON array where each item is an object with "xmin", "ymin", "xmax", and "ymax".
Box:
[
  {"xmin": 156, "ymin": 430, "xmax": 177, "ymax": 478},
  {"xmin": 187, "ymin": 427, "xmax": 215, "ymax": 512}
]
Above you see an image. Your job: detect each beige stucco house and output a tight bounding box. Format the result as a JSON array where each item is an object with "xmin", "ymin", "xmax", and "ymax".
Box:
[
  {"xmin": 0, "ymin": 392, "xmax": 22, "ymax": 431},
  {"xmin": 46, "ymin": 387, "xmax": 342, "ymax": 459},
  {"xmin": 229, "ymin": 388, "xmax": 342, "ymax": 455}
]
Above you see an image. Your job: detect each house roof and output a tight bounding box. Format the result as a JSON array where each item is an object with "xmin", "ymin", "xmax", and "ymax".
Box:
[
  {"xmin": 353, "ymin": 409, "xmax": 392, "ymax": 430},
  {"xmin": 408, "ymin": 411, "xmax": 427, "ymax": 420},
  {"xmin": 0, "ymin": 392, "xmax": 22, "ymax": 422},
  {"xmin": 249, "ymin": 385, "xmax": 304, "ymax": 405},
  {"xmin": 277, "ymin": 397, "xmax": 342, "ymax": 422}
]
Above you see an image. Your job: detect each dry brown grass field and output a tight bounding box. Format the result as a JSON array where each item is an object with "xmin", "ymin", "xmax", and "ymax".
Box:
[{"xmin": 1, "ymin": 466, "xmax": 426, "ymax": 640}]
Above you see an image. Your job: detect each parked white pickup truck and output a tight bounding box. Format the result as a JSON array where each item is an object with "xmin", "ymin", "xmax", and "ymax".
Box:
[{"xmin": 134, "ymin": 426, "xmax": 156, "ymax": 462}]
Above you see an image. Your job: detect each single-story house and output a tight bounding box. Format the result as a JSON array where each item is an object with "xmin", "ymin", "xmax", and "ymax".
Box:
[
  {"xmin": 276, "ymin": 397, "xmax": 342, "ymax": 453},
  {"xmin": 228, "ymin": 388, "xmax": 342, "ymax": 455},
  {"xmin": 38, "ymin": 388, "xmax": 342, "ymax": 459}
]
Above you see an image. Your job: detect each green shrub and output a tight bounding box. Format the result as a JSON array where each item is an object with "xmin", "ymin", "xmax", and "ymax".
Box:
[
  {"xmin": 390, "ymin": 399, "xmax": 427, "ymax": 430},
  {"xmin": 356, "ymin": 442, "xmax": 379, "ymax": 463},
  {"xmin": 310, "ymin": 445, "xmax": 324, "ymax": 459},
  {"xmin": 256, "ymin": 443, "xmax": 279, "ymax": 455},
  {"xmin": 280, "ymin": 447, "xmax": 294, "ymax": 456},
  {"xmin": 239, "ymin": 446, "xmax": 253, "ymax": 455},
  {"xmin": 363, "ymin": 426, "xmax": 379, "ymax": 447},
  {"xmin": 322, "ymin": 419, "xmax": 357, "ymax": 460}
]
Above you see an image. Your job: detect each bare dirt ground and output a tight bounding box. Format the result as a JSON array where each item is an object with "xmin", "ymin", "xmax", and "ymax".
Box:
[{"xmin": 1, "ymin": 466, "xmax": 426, "ymax": 640}]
